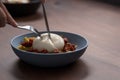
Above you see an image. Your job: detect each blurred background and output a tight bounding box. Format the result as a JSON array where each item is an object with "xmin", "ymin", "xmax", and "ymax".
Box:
[{"xmin": 2, "ymin": 0, "xmax": 120, "ymax": 17}]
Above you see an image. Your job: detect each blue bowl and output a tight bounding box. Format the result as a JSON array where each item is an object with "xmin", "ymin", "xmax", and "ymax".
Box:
[{"xmin": 11, "ymin": 31, "xmax": 88, "ymax": 67}]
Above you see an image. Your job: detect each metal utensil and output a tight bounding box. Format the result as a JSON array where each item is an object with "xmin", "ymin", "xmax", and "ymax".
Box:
[
  {"xmin": 17, "ymin": 25, "xmax": 41, "ymax": 37},
  {"xmin": 41, "ymin": 2, "xmax": 51, "ymax": 39}
]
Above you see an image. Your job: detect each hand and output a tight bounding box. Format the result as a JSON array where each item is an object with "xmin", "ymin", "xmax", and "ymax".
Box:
[
  {"xmin": 0, "ymin": 0, "xmax": 46, "ymax": 27},
  {"xmin": 0, "ymin": 1, "xmax": 17, "ymax": 27}
]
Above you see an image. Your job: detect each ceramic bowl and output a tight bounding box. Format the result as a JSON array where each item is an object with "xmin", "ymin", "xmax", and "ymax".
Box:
[
  {"xmin": 3, "ymin": 0, "xmax": 41, "ymax": 17},
  {"xmin": 11, "ymin": 31, "xmax": 88, "ymax": 67}
]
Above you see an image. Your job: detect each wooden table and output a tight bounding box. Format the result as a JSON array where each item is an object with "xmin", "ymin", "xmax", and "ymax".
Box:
[{"xmin": 0, "ymin": 0, "xmax": 120, "ymax": 80}]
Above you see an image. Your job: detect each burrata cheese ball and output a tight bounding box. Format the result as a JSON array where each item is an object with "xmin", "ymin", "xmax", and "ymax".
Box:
[{"xmin": 32, "ymin": 33, "xmax": 65, "ymax": 52}]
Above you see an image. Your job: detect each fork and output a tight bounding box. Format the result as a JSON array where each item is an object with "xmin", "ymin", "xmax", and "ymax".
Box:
[{"xmin": 17, "ymin": 25, "xmax": 41, "ymax": 37}]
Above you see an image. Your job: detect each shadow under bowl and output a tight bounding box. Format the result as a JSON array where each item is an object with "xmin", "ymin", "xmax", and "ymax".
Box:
[
  {"xmin": 3, "ymin": 0, "xmax": 41, "ymax": 17},
  {"xmin": 11, "ymin": 31, "xmax": 88, "ymax": 67}
]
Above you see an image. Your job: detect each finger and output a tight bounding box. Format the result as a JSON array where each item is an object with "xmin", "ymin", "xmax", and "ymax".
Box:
[
  {"xmin": 0, "ymin": 2, "xmax": 18, "ymax": 27},
  {"xmin": 0, "ymin": 7, "xmax": 6, "ymax": 27}
]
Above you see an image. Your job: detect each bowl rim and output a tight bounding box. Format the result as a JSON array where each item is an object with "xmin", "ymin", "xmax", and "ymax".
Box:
[{"xmin": 11, "ymin": 31, "xmax": 88, "ymax": 55}]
